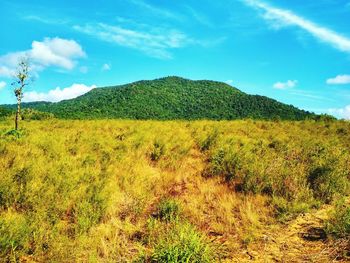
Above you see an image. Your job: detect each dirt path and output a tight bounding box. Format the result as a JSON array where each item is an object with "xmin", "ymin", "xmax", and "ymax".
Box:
[
  {"xmin": 172, "ymin": 131, "xmax": 347, "ymax": 262},
  {"xmin": 245, "ymin": 204, "xmax": 341, "ymax": 263}
]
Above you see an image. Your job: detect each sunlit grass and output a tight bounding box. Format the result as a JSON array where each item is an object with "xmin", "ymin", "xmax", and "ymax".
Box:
[{"xmin": 0, "ymin": 119, "xmax": 349, "ymax": 262}]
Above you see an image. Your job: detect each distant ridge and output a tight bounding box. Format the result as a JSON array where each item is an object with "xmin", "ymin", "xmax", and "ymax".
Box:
[{"xmin": 2, "ymin": 76, "xmax": 316, "ymax": 120}]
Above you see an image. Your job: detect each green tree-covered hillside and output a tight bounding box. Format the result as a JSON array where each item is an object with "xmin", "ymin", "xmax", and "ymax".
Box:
[{"xmin": 3, "ymin": 77, "xmax": 316, "ymax": 120}]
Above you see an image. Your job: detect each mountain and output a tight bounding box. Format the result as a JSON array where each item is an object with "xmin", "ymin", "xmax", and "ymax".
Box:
[{"xmin": 3, "ymin": 76, "xmax": 316, "ymax": 120}]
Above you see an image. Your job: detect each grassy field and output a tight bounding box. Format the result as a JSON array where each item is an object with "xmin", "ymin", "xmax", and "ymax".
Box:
[{"xmin": 0, "ymin": 119, "xmax": 350, "ymax": 262}]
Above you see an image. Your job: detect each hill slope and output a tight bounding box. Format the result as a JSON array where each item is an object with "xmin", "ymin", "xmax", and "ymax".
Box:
[{"xmin": 4, "ymin": 76, "xmax": 315, "ymax": 120}]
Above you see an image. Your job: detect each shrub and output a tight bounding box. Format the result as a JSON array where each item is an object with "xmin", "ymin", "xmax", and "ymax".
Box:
[
  {"xmin": 326, "ymin": 200, "xmax": 350, "ymax": 238},
  {"xmin": 3, "ymin": 129, "xmax": 25, "ymax": 139},
  {"xmin": 308, "ymin": 166, "xmax": 348, "ymax": 204},
  {"xmin": 203, "ymin": 148, "xmax": 225, "ymax": 178},
  {"xmin": 314, "ymin": 114, "xmax": 337, "ymax": 122},
  {"xmin": 198, "ymin": 128, "xmax": 218, "ymax": 152},
  {"xmin": 21, "ymin": 108, "xmax": 54, "ymax": 120},
  {"xmin": 151, "ymin": 223, "xmax": 216, "ymax": 263},
  {"xmin": 336, "ymin": 127, "xmax": 347, "ymax": 135},
  {"xmin": 157, "ymin": 199, "xmax": 180, "ymax": 222},
  {"xmin": 241, "ymin": 171, "xmax": 272, "ymax": 195},
  {"xmin": 272, "ymin": 196, "xmax": 310, "ymax": 221},
  {"xmin": 203, "ymin": 148, "xmax": 240, "ymax": 181},
  {"xmin": 150, "ymin": 141, "xmax": 165, "ymax": 161}
]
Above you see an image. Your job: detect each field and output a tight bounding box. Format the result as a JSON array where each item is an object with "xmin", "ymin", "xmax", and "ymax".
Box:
[{"xmin": 1, "ymin": 119, "xmax": 350, "ymax": 262}]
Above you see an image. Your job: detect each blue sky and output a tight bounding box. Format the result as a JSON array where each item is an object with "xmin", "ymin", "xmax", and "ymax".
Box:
[{"xmin": 0, "ymin": 0, "xmax": 349, "ymax": 118}]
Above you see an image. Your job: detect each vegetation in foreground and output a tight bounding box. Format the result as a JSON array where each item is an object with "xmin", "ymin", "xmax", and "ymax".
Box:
[{"xmin": 0, "ymin": 118, "xmax": 349, "ymax": 262}]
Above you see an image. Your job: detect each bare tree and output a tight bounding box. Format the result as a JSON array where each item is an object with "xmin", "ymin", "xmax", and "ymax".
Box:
[{"xmin": 12, "ymin": 58, "xmax": 31, "ymax": 130}]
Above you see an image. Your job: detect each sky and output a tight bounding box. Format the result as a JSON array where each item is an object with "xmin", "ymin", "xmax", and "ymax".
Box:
[{"xmin": 0, "ymin": 0, "xmax": 349, "ymax": 119}]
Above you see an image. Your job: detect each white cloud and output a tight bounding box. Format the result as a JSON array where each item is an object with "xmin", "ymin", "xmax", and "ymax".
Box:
[
  {"xmin": 0, "ymin": 81, "xmax": 6, "ymax": 90},
  {"xmin": 0, "ymin": 37, "xmax": 85, "ymax": 77},
  {"xmin": 242, "ymin": 0, "xmax": 350, "ymax": 53},
  {"xmin": 0, "ymin": 66, "xmax": 13, "ymax": 78},
  {"xmin": 273, "ymin": 80, "xmax": 297, "ymax": 89},
  {"xmin": 326, "ymin": 75, "xmax": 350, "ymax": 85},
  {"xmin": 225, "ymin": 80, "xmax": 234, "ymax": 85},
  {"xmin": 23, "ymin": 83, "xmax": 96, "ymax": 102},
  {"xmin": 328, "ymin": 105, "xmax": 350, "ymax": 120},
  {"xmin": 74, "ymin": 23, "xmax": 194, "ymax": 59},
  {"xmin": 30, "ymin": 38, "xmax": 85, "ymax": 69},
  {"xmin": 101, "ymin": 63, "xmax": 111, "ymax": 71},
  {"xmin": 80, "ymin": 66, "xmax": 88, "ymax": 74}
]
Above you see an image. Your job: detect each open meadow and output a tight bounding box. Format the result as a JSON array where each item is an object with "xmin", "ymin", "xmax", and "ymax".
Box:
[
  {"xmin": 1, "ymin": 119, "xmax": 350, "ymax": 262},
  {"xmin": 1, "ymin": 0, "xmax": 349, "ymax": 261}
]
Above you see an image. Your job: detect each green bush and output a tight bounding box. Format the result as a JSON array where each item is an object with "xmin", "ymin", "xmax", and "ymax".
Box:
[
  {"xmin": 314, "ymin": 114, "xmax": 337, "ymax": 122},
  {"xmin": 203, "ymin": 147, "xmax": 241, "ymax": 182},
  {"xmin": 150, "ymin": 141, "xmax": 165, "ymax": 161},
  {"xmin": 308, "ymin": 166, "xmax": 349, "ymax": 204},
  {"xmin": 21, "ymin": 108, "xmax": 54, "ymax": 120},
  {"xmin": 272, "ymin": 196, "xmax": 311, "ymax": 221},
  {"xmin": 157, "ymin": 199, "xmax": 180, "ymax": 222},
  {"xmin": 3, "ymin": 129, "xmax": 25, "ymax": 139},
  {"xmin": 151, "ymin": 223, "xmax": 216, "ymax": 263},
  {"xmin": 199, "ymin": 128, "xmax": 218, "ymax": 152},
  {"xmin": 326, "ymin": 200, "xmax": 350, "ymax": 238}
]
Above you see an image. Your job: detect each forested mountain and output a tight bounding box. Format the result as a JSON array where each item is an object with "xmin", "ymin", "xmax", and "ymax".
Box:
[
  {"xmin": 2, "ymin": 76, "xmax": 316, "ymax": 120},
  {"xmin": 0, "ymin": 106, "xmax": 11, "ymax": 119}
]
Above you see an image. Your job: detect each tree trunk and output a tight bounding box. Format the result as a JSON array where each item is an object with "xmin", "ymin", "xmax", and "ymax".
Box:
[{"xmin": 15, "ymin": 99, "xmax": 21, "ymax": 130}]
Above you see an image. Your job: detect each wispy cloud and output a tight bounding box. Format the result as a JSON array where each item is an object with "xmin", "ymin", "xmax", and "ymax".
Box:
[
  {"xmin": 23, "ymin": 15, "xmax": 69, "ymax": 25},
  {"xmin": 128, "ymin": 0, "xmax": 183, "ymax": 21},
  {"xmin": 184, "ymin": 6, "xmax": 214, "ymax": 28},
  {"xmin": 23, "ymin": 83, "xmax": 96, "ymax": 102},
  {"xmin": 0, "ymin": 37, "xmax": 86, "ymax": 77},
  {"xmin": 0, "ymin": 81, "xmax": 6, "ymax": 90},
  {"xmin": 101, "ymin": 63, "xmax": 111, "ymax": 71},
  {"xmin": 326, "ymin": 74, "xmax": 350, "ymax": 85},
  {"xmin": 241, "ymin": 0, "xmax": 350, "ymax": 53},
  {"xmin": 74, "ymin": 23, "xmax": 195, "ymax": 59},
  {"xmin": 273, "ymin": 80, "xmax": 297, "ymax": 89},
  {"xmin": 79, "ymin": 66, "xmax": 88, "ymax": 74},
  {"xmin": 288, "ymin": 89, "xmax": 336, "ymax": 102}
]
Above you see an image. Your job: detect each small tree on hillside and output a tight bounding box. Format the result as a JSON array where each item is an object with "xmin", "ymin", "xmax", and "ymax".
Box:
[{"xmin": 12, "ymin": 57, "xmax": 31, "ymax": 130}]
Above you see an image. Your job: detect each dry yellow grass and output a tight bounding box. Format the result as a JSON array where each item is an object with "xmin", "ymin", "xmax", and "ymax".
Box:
[{"xmin": 0, "ymin": 119, "xmax": 349, "ymax": 262}]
